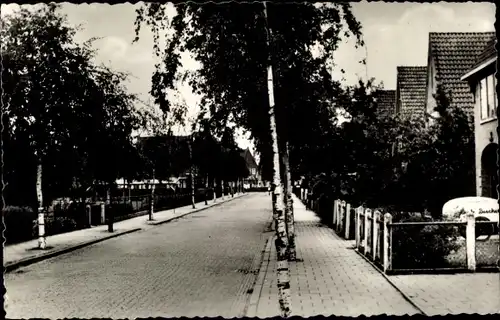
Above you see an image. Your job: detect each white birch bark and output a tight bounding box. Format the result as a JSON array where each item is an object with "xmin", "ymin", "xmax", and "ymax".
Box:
[
  {"xmin": 213, "ymin": 178, "xmax": 217, "ymax": 203},
  {"xmin": 189, "ymin": 140, "xmax": 195, "ymax": 209},
  {"xmin": 205, "ymin": 174, "xmax": 209, "ymax": 205},
  {"xmin": 36, "ymin": 159, "xmax": 46, "ymax": 249},
  {"xmin": 263, "ymin": 2, "xmax": 291, "ymax": 316},
  {"xmin": 282, "ymin": 142, "xmax": 296, "ymax": 260},
  {"xmin": 150, "ymin": 169, "xmax": 155, "ymax": 219},
  {"xmin": 221, "ymin": 179, "xmax": 225, "ymax": 200}
]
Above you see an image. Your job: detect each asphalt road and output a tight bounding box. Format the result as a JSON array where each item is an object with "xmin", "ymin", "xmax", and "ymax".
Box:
[{"xmin": 5, "ymin": 193, "xmax": 272, "ymax": 318}]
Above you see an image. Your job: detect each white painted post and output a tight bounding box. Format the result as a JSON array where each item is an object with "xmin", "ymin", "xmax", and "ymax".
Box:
[
  {"xmin": 345, "ymin": 203, "xmax": 351, "ymax": 239},
  {"xmin": 383, "ymin": 213, "xmax": 392, "ymax": 273},
  {"xmin": 333, "ymin": 200, "xmax": 338, "ymax": 227},
  {"xmin": 466, "ymin": 212, "xmax": 476, "ymax": 271},
  {"xmin": 37, "ymin": 208, "xmax": 46, "ymax": 248},
  {"xmin": 364, "ymin": 209, "xmax": 371, "ymax": 256},
  {"xmin": 86, "ymin": 204, "xmax": 92, "ymax": 227},
  {"xmin": 221, "ymin": 179, "xmax": 225, "ymax": 200},
  {"xmin": 355, "ymin": 207, "xmax": 362, "ymax": 249},
  {"xmin": 339, "ymin": 201, "xmax": 345, "ymax": 233},
  {"xmin": 100, "ymin": 202, "xmax": 105, "ymax": 224},
  {"xmin": 373, "ymin": 210, "xmax": 380, "ymax": 261}
]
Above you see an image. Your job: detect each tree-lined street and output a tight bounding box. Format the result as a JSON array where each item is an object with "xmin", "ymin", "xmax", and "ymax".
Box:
[
  {"xmin": 2, "ymin": 2, "xmax": 497, "ymax": 318},
  {"xmin": 5, "ymin": 194, "xmax": 271, "ymax": 318}
]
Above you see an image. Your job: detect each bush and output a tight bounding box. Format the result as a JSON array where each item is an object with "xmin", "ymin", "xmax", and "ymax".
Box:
[
  {"xmin": 391, "ymin": 216, "xmax": 462, "ymax": 269},
  {"xmin": 44, "ymin": 216, "xmax": 79, "ymax": 236},
  {"xmin": 3, "ymin": 205, "xmax": 37, "ymax": 244}
]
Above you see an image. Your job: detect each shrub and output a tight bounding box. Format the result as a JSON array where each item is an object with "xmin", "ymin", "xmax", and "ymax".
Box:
[
  {"xmin": 3, "ymin": 205, "xmax": 37, "ymax": 244},
  {"xmin": 45, "ymin": 216, "xmax": 79, "ymax": 236},
  {"xmin": 391, "ymin": 216, "xmax": 462, "ymax": 269}
]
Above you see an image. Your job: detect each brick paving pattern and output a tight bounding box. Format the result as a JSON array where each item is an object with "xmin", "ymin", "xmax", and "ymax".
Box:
[
  {"xmin": 252, "ymin": 196, "xmax": 420, "ymax": 317},
  {"xmin": 5, "ymin": 193, "xmax": 270, "ymax": 318},
  {"xmin": 4, "ymin": 193, "xmax": 246, "ymax": 267},
  {"xmin": 390, "ymin": 274, "xmax": 500, "ymax": 315}
]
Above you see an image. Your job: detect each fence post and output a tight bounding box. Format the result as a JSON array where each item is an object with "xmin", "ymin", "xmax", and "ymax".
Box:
[
  {"xmin": 148, "ymin": 194, "xmax": 154, "ymax": 221},
  {"xmin": 466, "ymin": 212, "xmax": 476, "ymax": 271},
  {"xmin": 86, "ymin": 203, "xmax": 92, "ymax": 227},
  {"xmin": 364, "ymin": 209, "xmax": 371, "ymax": 256},
  {"xmin": 355, "ymin": 207, "xmax": 362, "ymax": 249},
  {"xmin": 333, "ymin": 200, "xmax": 338, "ymax": 228},
  {"xmin": 373, "ymin": 210, "xmax": 381, "ymax": 261},
  {"xmin": 100, "ymin": 202, "xmax": 106, "ymax": 225},
  {"xmin": 345, "ymin": 203, "xmax": 351, "ymax": 239},
  {"xmin": 383, "ymin": 213, "xmax": 392, "ymax": 273},
  {"xmin": 337, "ymin": 201, "xmax": 343, "ymax": 233}
]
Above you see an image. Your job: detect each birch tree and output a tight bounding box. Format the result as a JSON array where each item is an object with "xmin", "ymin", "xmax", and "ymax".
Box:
[
  {"xmin": 2, "ymin": 4, "xmax": 140, "ymax": 248},
  {"xmin": 134, "ymin": 2, "xmax": 364, "ymax": 315}
]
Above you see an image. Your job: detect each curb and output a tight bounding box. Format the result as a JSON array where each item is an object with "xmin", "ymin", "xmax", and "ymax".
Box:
[
  {"xmin": 245, "ymin": 234, "xmax": 274, "ymax": 317},
  {"xmin": 5, "ymin": 193, "xmax": 251, "ymax": 273},
  {"xmin": 4, "ymin": 228, "xmax": 142, "ymax": 273},
  {"xmin": 353, "ymin": 248, "xmax": 428, "ymax": 316},
  {"xmin": 149, "ymin": 193, "xmax": 250, "ymax": 226}
]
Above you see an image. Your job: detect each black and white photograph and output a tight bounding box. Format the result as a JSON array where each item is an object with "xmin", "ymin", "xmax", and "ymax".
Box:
[{"xmin": 1, "ymin": 1, "xmax": 498, "ymax": 318}]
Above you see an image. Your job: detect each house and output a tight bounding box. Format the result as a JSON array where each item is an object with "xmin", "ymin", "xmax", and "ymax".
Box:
[
  {"xmin": 240, "ymin": 147, "xmax": 262, "ymax": 188},
  {"xmin": 373, "ymin": 89, "xmax": 396, "ymax": 119},
  {"xmin": 395, "ymin": 66, "xmax": 427, "ymax": 120},
  {"xmin": 461, "ymin": 37, "xmax": 497, "ymax": 199},
  {"xmin": 424, "ymin": 32, "xmax": 496, "ymax": 123}
]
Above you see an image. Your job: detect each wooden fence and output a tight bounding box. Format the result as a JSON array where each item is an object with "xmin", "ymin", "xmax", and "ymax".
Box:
[{"xmin": 297, "ymin": 191, "xmax": 498, "ymax": 274}]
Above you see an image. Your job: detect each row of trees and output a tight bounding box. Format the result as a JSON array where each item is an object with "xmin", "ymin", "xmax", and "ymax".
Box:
[
  {"xmin": 305, "ymin": 80, "xmax": 475, "ymax": 220},
  {"xmin": 135, "ymin": 2, "xmax": 475, "ymax": 316},
  {"xmin": 134, "ymin": 2, "xmax": 363, "ymax": 316},
  {"xmin": 1, "ymin": 5, "xmax": 252, "ymax": 249}
]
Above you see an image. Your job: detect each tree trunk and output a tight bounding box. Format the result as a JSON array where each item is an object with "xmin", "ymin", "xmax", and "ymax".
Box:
[
  {"xmin": 283, "ymin": 142, "xmax": 296, "ymax": 261},
  {"xmin": 221, "ymin": 179, "xmax": 225, "ymax": 200},
  {"xmin": 36, "ymin": 158, "xmax": 46, "ymax": 249},
  {"xmin": 189, "ymin": 140, "xmax": 195, "ymax": 209},
  {"xmin": 128, "ymin": 179, "xmax": 131, "ymax": 205},
  {"xmin": 264, "ymin": 2, "xmax": 291, "ymax": 316},
  {"xmin": 213, "ymin": 178, "xmax": 217, "ymax": 203},
  {"xmin": 150, "ymin": 169, "xmax": 155, "ymax": 220},
  {"xmin": 205, "ymin": 174, "xmax": 209, "ymax": 205}
]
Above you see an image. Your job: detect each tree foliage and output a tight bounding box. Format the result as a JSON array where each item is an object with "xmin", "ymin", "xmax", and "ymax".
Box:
[
  {"xmin": 1, "ymin": 4, "xmax": 143, "ymax": 205},
  {"xmin": 134, "ymin": 2, "xmax": 363, "ymax": 182},
  {"xmin": 309, "ymin": 80, "xmax": 475, "ymax": 217}
]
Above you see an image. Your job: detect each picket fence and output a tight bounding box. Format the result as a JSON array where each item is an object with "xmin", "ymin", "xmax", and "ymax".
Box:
[{"xmin": 298, "ymin": 189, "xmax": 499, "ymax": 274}]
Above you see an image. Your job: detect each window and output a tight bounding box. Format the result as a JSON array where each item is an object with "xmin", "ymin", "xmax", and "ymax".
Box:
[{"xmin": 480, "ymin": 74, "xmax": 497, "ymax": 120}]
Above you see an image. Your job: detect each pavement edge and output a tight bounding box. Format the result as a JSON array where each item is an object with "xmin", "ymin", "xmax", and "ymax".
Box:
[
  {"xmin": 149, "ymin": 193, "xmax": 250, "ymax": 226},
  {"xmin": 353, "ymin": 248, "xmax": 428, "ymax": 316},
  {"xmin": 5, "ymin": 193, "xmax": 251, "ymax": 273},
  {"xmin": 245, "ymin": 233, "xmax": 274, "ymax": 317},
  {"xmin": 4, "ymin": 228, "xmax": 142, "ymax": 273}
]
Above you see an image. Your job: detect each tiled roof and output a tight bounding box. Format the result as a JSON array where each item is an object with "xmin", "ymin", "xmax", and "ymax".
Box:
[
  {"xmin": 396, "ymin": 66, "xmax": 427, "ymax": 118},
  {"xmin": 464, "ymin": 37, "xmax": 497, "ymax": 77},
  {"xmin": 374, "ymin": 90, "xmax": 396, "ymax": 118},
  {"xmin": 429, "ymin": 32, "xmax": 496, "ymax": 113}
]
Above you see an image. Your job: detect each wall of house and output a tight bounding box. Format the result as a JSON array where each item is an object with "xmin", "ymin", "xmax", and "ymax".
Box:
[
  {"xmin": 474, "ymin": 83, "xmax": 498, "ymax": 196},
  {"xmin": 425, "ymin": 56, "xmax": 437, "ymax": 117}
]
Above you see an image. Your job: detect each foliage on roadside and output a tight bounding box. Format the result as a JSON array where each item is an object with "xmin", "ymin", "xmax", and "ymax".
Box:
[
  {"xmin": 307, "ymin": 81, "xmax": 475, "ymax": 217},
  {"xmin": 134, "ymin": 2, "xmax": 364, "ymax": 184},
  {"xmin": 391, "ymin": 216, "xmax": 463, "ymax": 269},
  {"xmin": 1, "ymin": 4, "xmax": 144, "ymax": 208}
]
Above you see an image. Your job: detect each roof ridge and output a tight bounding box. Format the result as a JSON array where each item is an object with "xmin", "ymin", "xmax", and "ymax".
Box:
[{"xmin": 429, "ymin": 31, "xmax": 495, "ymax": 35}]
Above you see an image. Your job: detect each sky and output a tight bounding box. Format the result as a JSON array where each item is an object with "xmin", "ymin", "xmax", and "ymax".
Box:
[{"xmin": 1, "ymin": 1, "xmax": 496, "ymax": 157}]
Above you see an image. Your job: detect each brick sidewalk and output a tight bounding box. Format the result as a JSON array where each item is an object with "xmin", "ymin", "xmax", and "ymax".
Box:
[
  {"xmin": 4, "ymin": 192, "xmax": 247, "ymax": 271},
  {"xmin": 389, "ymin": 273, "xmax": 500, "ymax": 315},
  {"xmin": 247, "ymin": 195, "xmax": 500, "ymax": 317},
  {"xmin": 247, "ymin": 195, "xmax": 420, "ymax": 317}
]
